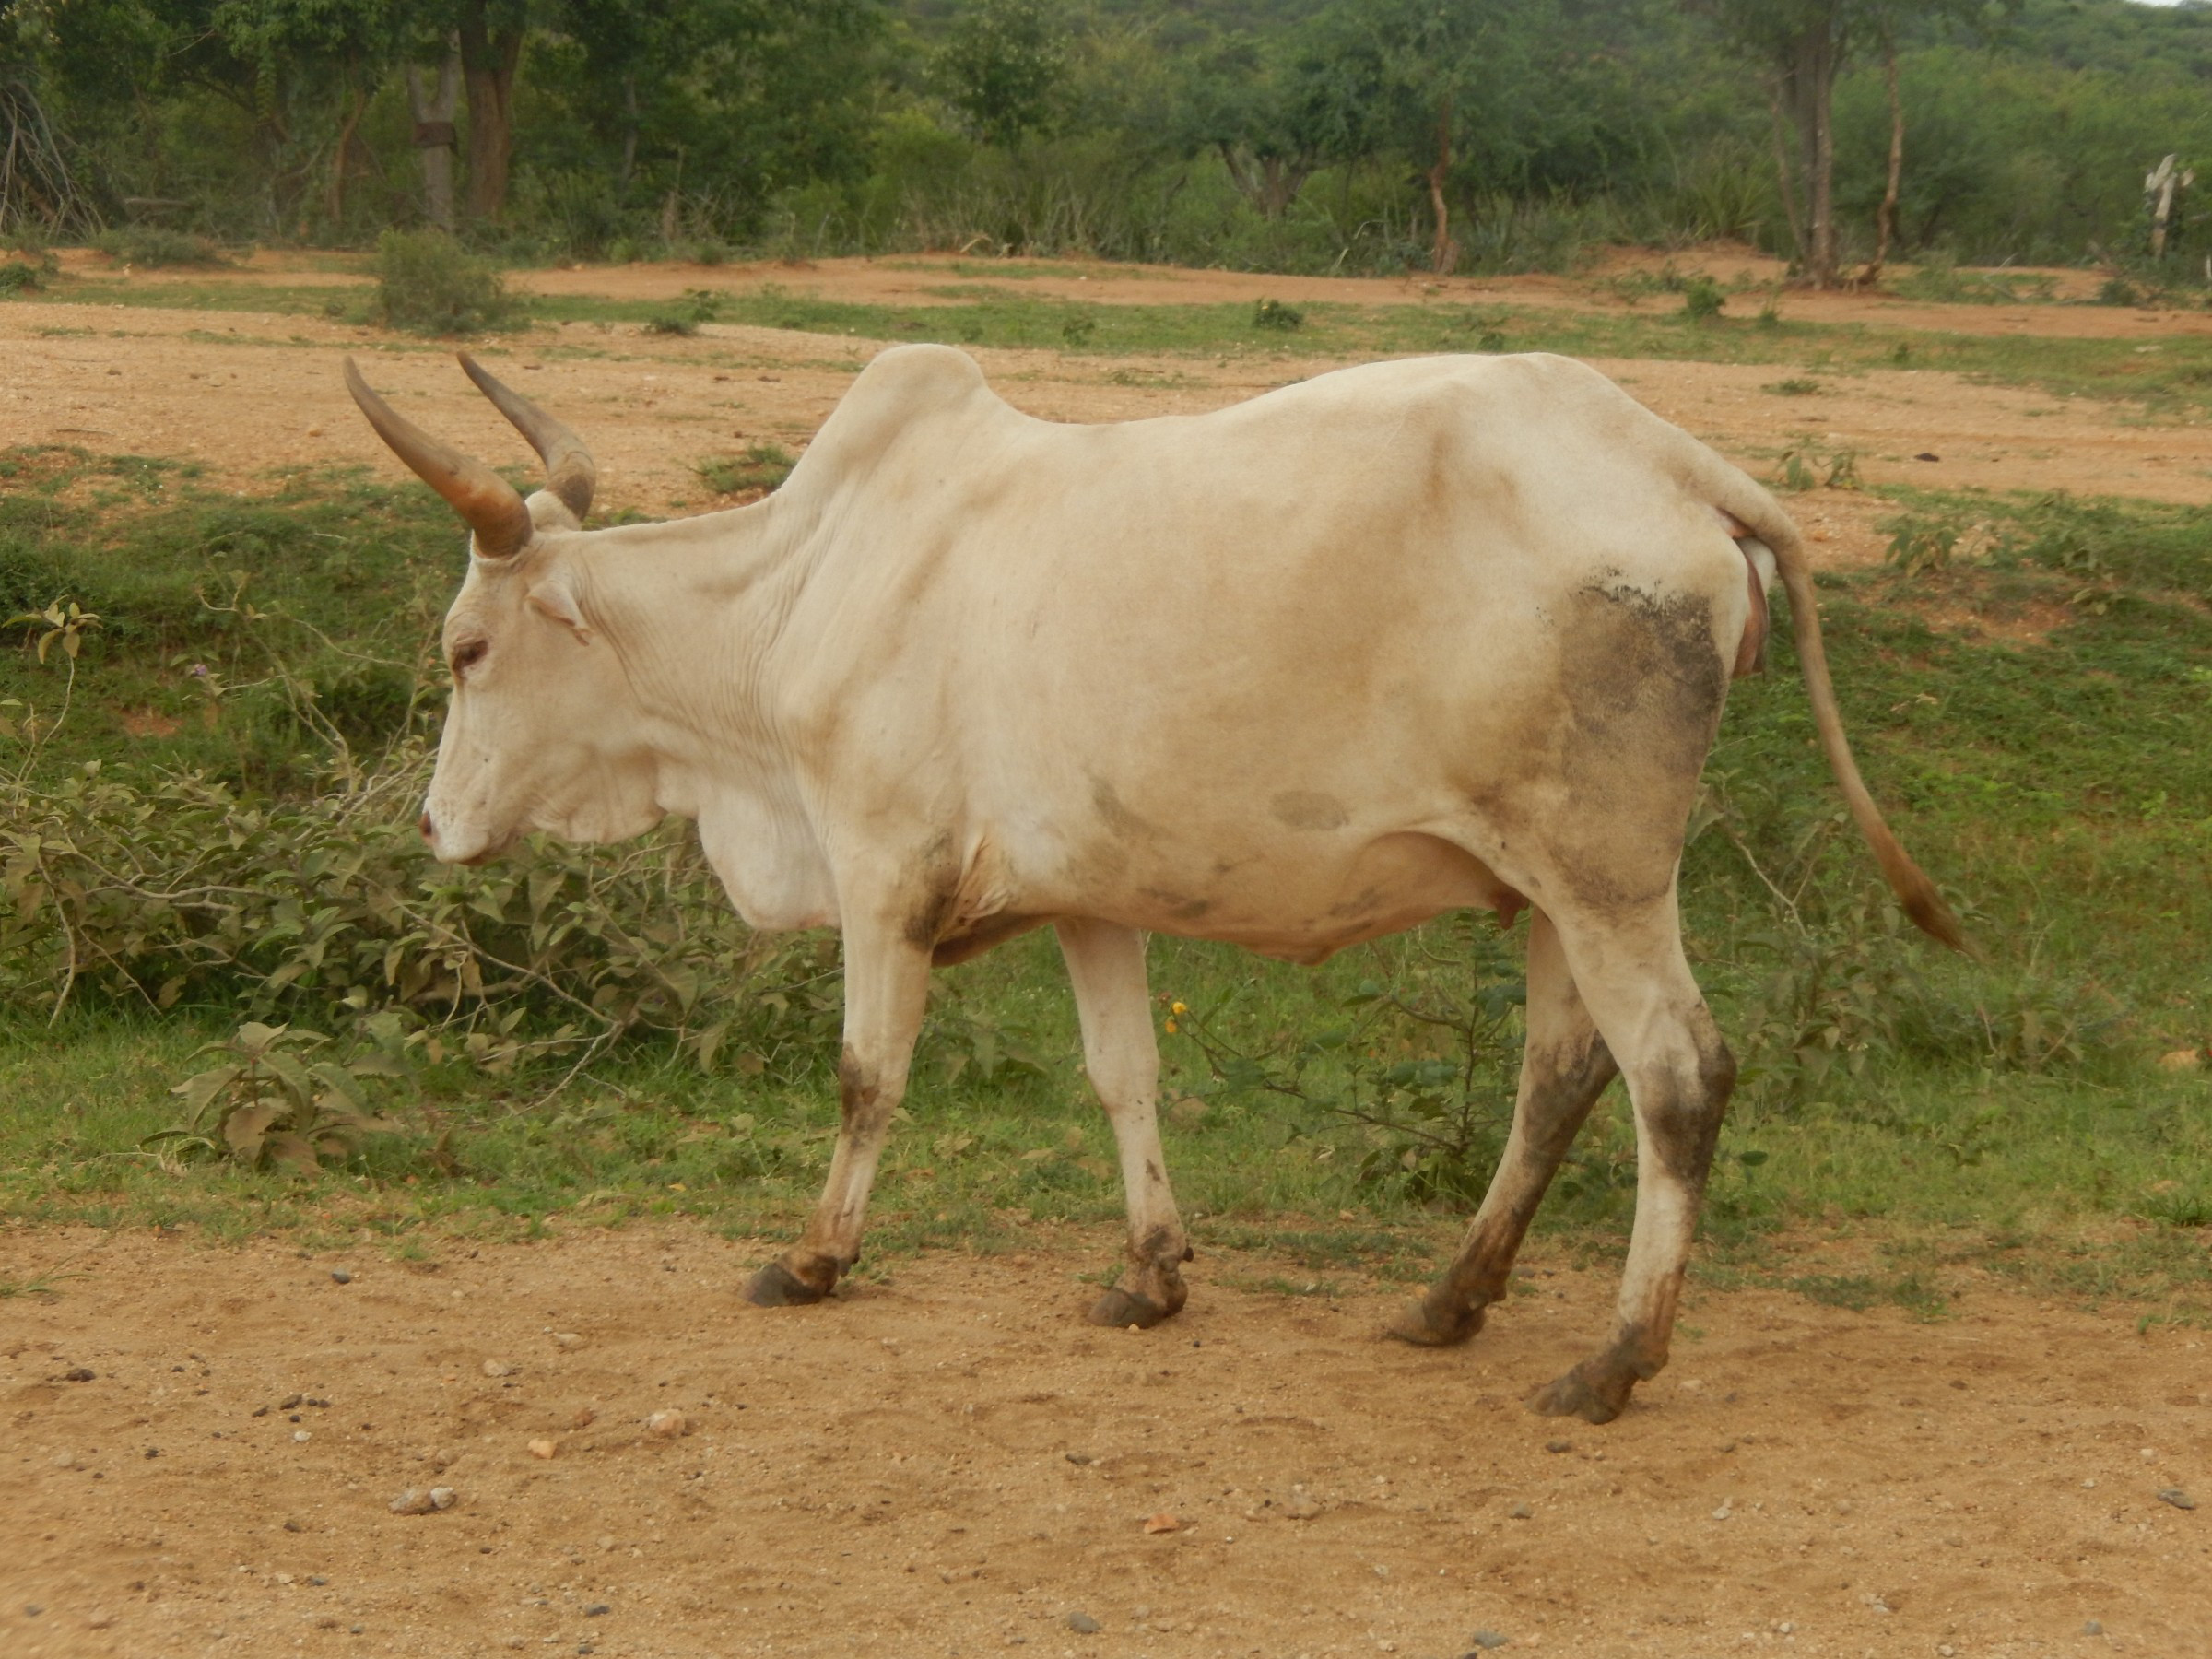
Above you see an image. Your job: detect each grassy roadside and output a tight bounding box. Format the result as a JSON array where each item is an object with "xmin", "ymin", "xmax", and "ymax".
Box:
[
  {"xmin": 0, "ymin": 417, "xmax": 2207, "ymax": 1322},
  {"xmin": 18, "ymin": 267, "xmax": 2212, "ymax": 418}
]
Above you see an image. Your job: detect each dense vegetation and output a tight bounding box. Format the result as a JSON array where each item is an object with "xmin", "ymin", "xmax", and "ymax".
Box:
[{"xmin": 8, "ymin": 1, "xmax": 2212, "ymax": 277}]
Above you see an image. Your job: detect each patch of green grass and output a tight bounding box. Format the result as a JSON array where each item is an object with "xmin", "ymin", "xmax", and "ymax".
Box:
[
  {"xmin": 1785, "ymin": 1271, "xmax": 1949, "ymax": 1318},
  {"xmin": 2, "ymin": 446, "xmax": 2210, "ymax": 1319},
  {"xmin": 693, "ymin": 441, "xmax": 794, "ymax": 497},
  {"xmin": 1764, "ymin": 377, "xmax": 1824, "ymax": 396},
  {"xmin": 92, "ymin": 226, "xmax": 229, "ymax": 268},
  {"xmin": 1892, "ymin": 257, "xmax": 2057, "ymax": 306}
]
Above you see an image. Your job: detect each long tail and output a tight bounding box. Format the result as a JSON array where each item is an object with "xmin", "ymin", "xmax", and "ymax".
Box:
[{"xmin": 1702, "ymin": 467, "xmax": 1967, "ymax": 951}]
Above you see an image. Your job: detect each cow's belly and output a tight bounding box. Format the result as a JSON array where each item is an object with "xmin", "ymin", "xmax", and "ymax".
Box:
[{"xmin": 1069, "ymin": 830, "xmax": 1518, "ymax": 966}]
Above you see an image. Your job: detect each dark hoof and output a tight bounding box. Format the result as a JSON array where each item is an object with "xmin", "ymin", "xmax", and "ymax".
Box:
[
  {"xmin": 743, "ymin": 1261, "xmax": 830, "ymax": 1308},
  {"xmin": 1383, "ymin": 1296, "xmax": 1485, "ymax": 1348},
  {"xmin": 1088, "ymin": 1286, "xmax": 1176, "ymax": 1328},
  {"xmin": 1527, "ymin": 1362, "xmax": 1635, "ymax": 1425}
]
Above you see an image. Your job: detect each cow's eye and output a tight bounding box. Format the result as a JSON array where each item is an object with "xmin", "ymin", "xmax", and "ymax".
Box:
[{"xmin": 451, "ymin": 639, "xmax": 488, "ymax": 676}]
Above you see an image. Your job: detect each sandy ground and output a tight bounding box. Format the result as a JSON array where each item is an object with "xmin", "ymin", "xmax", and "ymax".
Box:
[
  {"xmin": 10, "ymin": 253, "xmax": 2212, "ymax": 583},
  {"xmin": 5, "ymin": 257, "xmax": 2211, "ymax": 1657},
  {"xmin": 2, "ymin": 1225, "xmax": 2207, "ymax": 1659}
]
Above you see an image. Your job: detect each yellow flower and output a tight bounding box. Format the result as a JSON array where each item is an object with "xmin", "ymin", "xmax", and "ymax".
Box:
[
  {"xmin": 1163, "ymin": 1019, "xmax": 1179, "ymax": 1034},
  {"xmin": 1171, "ymin": 1001, "xmax": 1188, "ymax": 1015}
]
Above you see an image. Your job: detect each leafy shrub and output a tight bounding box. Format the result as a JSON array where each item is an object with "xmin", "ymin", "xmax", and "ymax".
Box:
[
  {"xmin": 1179, "ymin": 913, "xmax": 1525, "ymax": 1206},
  {"xmin": 1893, "ymin": 253, "xmax": 2056, "ymax": 305},
  {"xmin": 1252, "ymin": 298, "xmax": 1303, "ymax": 331},
  {"xmin": 0, "ymin": 750, "xmax": 843, "ymax": 1080},
  {"xmin": 1884, "ymin": 514, "xmax": 1962, "ymax": 575},
  {"xmin": 0, "ymin": 259, "xmax": 48, "ymax": 294},
  {"xmin": 373, "ymin": 230, "xmax": 517, "ymax": 335},
  {"xmin": 92, "ymin": 227, "xmax": 229, "ymax": 267},
  {"xmin": 1776, "ymin": 446, "xmax": 1860, "ymax": 491},
  {"xmin": 694, "ymin": 442, "xmax": 795, "ymax": 497},
  {"xmin": 644, "ymin": 288, "xmax": 723, "ymax": 335},
  {"xmin": 152, "ymin": 1020, "xmax": 406, "ymax": 1174},
  {"xmin": 1680, "ymin": 275, "xmax": 1725, "ymax": 321}
]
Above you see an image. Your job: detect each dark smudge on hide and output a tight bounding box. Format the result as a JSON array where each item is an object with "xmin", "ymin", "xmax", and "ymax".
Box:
[{"xmin": 1548, "ymin": 581, "xmax": 1730, "ymax": 913}]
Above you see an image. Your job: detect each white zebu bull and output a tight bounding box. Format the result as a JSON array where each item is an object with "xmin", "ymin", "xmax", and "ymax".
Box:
[{"xmin": 347, "ymin": 345, "xmax": 1959, "ymax": 1424}]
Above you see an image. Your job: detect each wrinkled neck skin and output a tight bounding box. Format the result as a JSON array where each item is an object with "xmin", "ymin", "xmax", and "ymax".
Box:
[{"xmin": 428, "ymin": 492, "xmax": 839, "ymax": 932}]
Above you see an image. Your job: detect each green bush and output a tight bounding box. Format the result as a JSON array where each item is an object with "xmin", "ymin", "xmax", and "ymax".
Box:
[
  {"xmin": 1680, "ymin": 275, "xmax": 1725, "ymax": 321},
  {"xmin": 0, "ymin": 749, "xmax": 841, "ymax": 1080},
  {"xmin": 372, "ymin": 230, "xmax": 517, "ymax": 335},
  {"xmin": 1252, "ymin": 297, "xmax": 1303, "ymax": 331},
  {"xmin": 644, "ymin": 288, "xmax": 723, "ymax": 335},
  {"xmin": 694, "ymin": 442, "xmax": 795, "ymax": 497},
  {"xmin": 91, "ymin": 226, "xmax": 228, "ymax": 268}
]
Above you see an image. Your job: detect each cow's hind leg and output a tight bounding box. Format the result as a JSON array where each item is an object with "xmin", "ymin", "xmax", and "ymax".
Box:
[
  {"xmin": 744, "ymin": 908, "xmax": 931, "ymax": 1308},
  {"xmin": 1526, "ymin": 900, "xmax": 1735, "ymax": 1424},
  {"xmin": 1387, "ymin": 907, "xmax": 1617, "ymax": 1347},
  {"xmin": 1055, "ymin": 918, "xmax": 1191, "ymax": 1328}
]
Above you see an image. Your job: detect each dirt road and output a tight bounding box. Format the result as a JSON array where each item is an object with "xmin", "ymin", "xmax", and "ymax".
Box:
[
  {"xmin": 2, "ymin": 1225, "xmax": 2207, "ymax": 1659},
  {"xmin": 9, "ymin": 253, "xmax": 2212, "ymax": 581}
]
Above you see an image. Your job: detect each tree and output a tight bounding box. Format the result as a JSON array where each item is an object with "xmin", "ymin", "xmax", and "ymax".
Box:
[
  {"xmin": 532, "ymin": 0, "xmax": 885, "ymax": 239},
  {"xmin": 454, "ymin": 0, "xmax": 525, "ymax": 222},
  {"xmin": 1323, "ymin": 0, "xmax": 1546, "ymax": 274},
  {"xmin": 207, "ymin": 0, "xmax": 407, "ymax": 228},
  {"xmin": 1691, "ymin": 0, "xmax": 2004, "ymax": 287},
  {"xmin": 406, "ymin": 41, "xmax": 461, "ymax": 232},
  {"xmin": 1177, "ymin": 29, "xmax": 1363, "ymax": 221},
  {"xmin": 2, "ymin": 0, "xmax": 103, "ymax": 233},
  {"xmin": 937, "ymin": 0, "xmax": 1066, "ymax": 151}
]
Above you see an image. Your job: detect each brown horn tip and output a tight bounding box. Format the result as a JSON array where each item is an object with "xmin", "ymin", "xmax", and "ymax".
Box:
[
  {"xmin": 343, "ymin": 358, "xmax": 532, "ymax": 559},
  {"xmin": 456, "ymin": 351, "xmax": 596, "ymax": 522}
]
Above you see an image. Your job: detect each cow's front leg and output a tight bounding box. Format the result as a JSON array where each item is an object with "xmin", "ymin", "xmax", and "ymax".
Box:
[
  {"xmin": 1388, "ymin": 907, "xmax": 1617, "ymax": 1347},
  {"xmin": 1525, "ymin": 903, "xmax": 1735, "ymax": 1424},
  {"xmin": 1055, "ymin": 918, "xmax": 1191, "ymax": 1329},
  {"xmin": 744, "ymin": 907, "xmax": 931, "ymax": 1308}
]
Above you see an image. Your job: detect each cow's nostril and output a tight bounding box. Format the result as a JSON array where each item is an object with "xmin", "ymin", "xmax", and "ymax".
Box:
[{"xmin": 418, "ymin": 811, "xmax": 434, "ymax": 841}]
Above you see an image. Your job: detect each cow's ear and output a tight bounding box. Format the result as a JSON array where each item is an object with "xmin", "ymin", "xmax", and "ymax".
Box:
[{"xmin": 525, "ymin": 573, "xmax": 594, "ymax": 644}]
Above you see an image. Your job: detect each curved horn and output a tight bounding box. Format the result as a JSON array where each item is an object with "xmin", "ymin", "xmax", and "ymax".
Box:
[
  {"xmin": 343, "ymin": 358, "xmax": 533, "ymax": 559},
  {"xmin": 458, "ymin": 352, "xmax": 596, "ymax": 521}
]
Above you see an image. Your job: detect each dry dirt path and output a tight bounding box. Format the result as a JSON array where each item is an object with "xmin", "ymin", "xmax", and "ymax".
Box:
[
  {"xmin": 6, "ymin": 287, "xmax": 2212, "ymax": 575},
  {"xmin": 2, "ymin": 1225, "xmax": 2207, "ymax": 1659},
  {"xmin": 58, "ymin": 245, "xmax": 2212, "ymax": 340}
]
